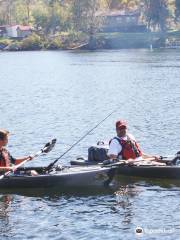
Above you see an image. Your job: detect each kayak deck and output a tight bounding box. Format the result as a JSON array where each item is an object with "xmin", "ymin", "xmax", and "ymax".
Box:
[{"xmin": 71, "ymin": 159, "xmax": 180, "ymax": 180}]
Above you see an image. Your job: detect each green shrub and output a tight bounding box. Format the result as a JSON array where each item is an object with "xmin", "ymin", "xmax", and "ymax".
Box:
[
  {"xmin": 46, "ymin": 37, "xmax": 63, "ymax": 49},
  {"xmin": 67, "ymin": 30, "xmax": 87, "ymax": 43},
  {"xmin": 20, "ymin": 33, "xmax": 42, "ymax": 50},
  {"xmin": 6, "ymin": 41, "xmax": 21, "ymax": 51},
  {"xmin": 0, "ymin": 38, "xmax": 12, "ymax": 46}
]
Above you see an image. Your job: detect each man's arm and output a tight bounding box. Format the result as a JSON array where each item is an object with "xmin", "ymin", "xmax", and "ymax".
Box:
[
  {"xmin": 15, "ymin": 156, "xmax": 32, "ymax": 165},
  {"xmin": 108, "ymin": 154, "xmax": 118, "ymax": 159},
  {"xmin": 142, "ymin": 153, "xmax": 153, "ymax": 158},
  {"xmin": 142, "ymin": 153, "xmax": 160, "ymax": 160},
  {"xmin": 9, "ymin": 152, "xmax": 32, "ymax": 165}
]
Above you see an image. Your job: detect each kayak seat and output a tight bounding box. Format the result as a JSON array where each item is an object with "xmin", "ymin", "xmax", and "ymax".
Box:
[
  {"xmin": 71, "ymin": 143, "xmax": 109, "ymax": 166},
  {"xmin": 88, "ymin": 145, "xmax": 109, "ymax": 162},
  {"xmin": 70, "ymin": 157, "xmax": 97, "ymax": 166}
]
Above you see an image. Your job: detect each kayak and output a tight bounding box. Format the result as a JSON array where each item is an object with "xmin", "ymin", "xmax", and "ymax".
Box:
[
  {"xmin": 115, "ymin": 164, "xmax": 180, "ymax": 179},
  {"xmin": 71, "ymin": 159, "xmax": 180, "ymax": 180},
  {"xmin": 0, "ymin": 165, "xmax": 116, "ymax": 189},
  {"xmin": 70, "ymin": 142, "xmax": 180, "ymax": 180}
]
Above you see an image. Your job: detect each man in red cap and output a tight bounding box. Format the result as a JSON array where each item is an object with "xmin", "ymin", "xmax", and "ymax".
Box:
[{"xmin": 108, "ymin": 120, "xmax": 158, "ymax": 162}]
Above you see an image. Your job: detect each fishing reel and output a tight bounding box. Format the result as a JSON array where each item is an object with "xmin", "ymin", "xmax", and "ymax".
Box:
[
  {"xmin": 55, "ymin": 164, "xmax": 64, "ymax": 171},
  {"xmin": 97, "ymin": 141, "xmax": 105, "ymax": 146}
]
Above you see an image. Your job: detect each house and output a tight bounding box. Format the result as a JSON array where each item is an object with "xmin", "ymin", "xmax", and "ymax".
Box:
[
  {"xmin": 5, "ymin": 25, "xmax": 33, "ymax": 38},
  {"xmin": 96, "ymin": 10, "xmax": 147, "ymax": 32},
  {"xmin": 0, "ymin": 26, "xmax": 7, "ymax": 37}
]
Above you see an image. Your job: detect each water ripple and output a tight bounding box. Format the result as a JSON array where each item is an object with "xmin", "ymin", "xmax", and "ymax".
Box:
[{"xmin": 0, "ymin": 49, "xmax": 180, "ymax": 240}]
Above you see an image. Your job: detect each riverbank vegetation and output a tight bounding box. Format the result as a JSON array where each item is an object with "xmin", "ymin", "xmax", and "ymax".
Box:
[{"xmin": 0, "ymin": 0, "xmax": 180, "ymax": 50}]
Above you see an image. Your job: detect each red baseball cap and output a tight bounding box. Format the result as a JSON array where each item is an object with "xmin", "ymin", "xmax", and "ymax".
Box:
[{"xmin": 116, "ymin": 120, "xmax": 127, "ymax": 129}]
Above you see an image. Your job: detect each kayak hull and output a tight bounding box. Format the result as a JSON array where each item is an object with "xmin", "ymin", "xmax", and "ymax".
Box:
[
  {"xmin": 1, "ymin": 163, "xmax": 180, "ymax": 190},
  {"xmin": 0, "ymin": 166, "xmax": 115, "ymax": 189},
  {"xmin": 116, "ymin": 165, "xmax": 180, "ymax": 179}
]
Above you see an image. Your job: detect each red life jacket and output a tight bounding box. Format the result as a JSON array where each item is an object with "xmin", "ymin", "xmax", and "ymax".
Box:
[
  {"xmin": 0, "ymin": 148, "xmax": 11, "ymax": 167},
  {"xmin": 113, "ymin": 135, "xmax": 142, "ymax": 160}
]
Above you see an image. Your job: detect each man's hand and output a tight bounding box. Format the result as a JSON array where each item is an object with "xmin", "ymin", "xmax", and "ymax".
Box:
[
  {"xmin": 28, "ymin": 155, "xmax": 33, "ymax": 161},
  {"xmin": 125, "ymin": 159, "xmax": 135, "ymax": 165},
  {"xmin": 152, "ymin": 156, "xmax": 161, "ymax": 161}
]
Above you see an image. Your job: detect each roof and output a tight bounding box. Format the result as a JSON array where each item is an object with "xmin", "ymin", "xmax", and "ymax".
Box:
[
  {"xmin": 96, "ymin": 10, "xmax": 140, "ymax": 17},
  {"xmin": 6, "ymin": 25, "xmax": 33, "ymax": 31},
  {"xmin": 17, "ymin": 25, "xmax": 32, "ymax": 31}
]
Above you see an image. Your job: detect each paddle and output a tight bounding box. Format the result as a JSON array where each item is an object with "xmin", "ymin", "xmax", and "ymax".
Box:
[{"xmin": 0, "ymin": 138, "xmax": 56, "ymax": 180}]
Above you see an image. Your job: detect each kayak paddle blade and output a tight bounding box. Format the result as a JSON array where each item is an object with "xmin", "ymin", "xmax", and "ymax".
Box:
[{"xmin": 42, "ymin": 139, "xmax": 57, "ymax": 154}]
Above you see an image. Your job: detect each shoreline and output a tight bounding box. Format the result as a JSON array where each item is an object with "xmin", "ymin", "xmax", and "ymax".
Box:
[
  {"xmin": 1, "ymin": 30, "xmax": 180, "ymax": 52},
  {"xmin": 1, "ymin": 47, "xmax": 180, "ymax": 53}
]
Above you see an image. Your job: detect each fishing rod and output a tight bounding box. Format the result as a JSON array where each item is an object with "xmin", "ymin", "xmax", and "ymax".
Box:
[{"xmin": 46, "ymin": 108, "xmax": 117, "ymax": 171}]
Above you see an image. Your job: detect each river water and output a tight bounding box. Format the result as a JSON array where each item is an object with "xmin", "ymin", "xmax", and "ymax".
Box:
[{"xmin": 0, "ymin": 49, "xmax": 180, "ymax": 239}]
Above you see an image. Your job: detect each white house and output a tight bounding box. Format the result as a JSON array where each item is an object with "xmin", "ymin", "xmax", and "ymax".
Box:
[{"xmin": 5, "ymin": 25, "xmax": 33, "ymax": 38}]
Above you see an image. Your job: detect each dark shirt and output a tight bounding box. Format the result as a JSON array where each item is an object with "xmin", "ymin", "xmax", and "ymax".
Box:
[{"xmin": 0, "ymin": 148, "xmax": 16, "ymax": 165}]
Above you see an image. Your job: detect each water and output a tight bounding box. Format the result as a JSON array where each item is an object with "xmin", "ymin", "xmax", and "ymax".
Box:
[{"xmin": 0, "ymin": 49, "xmax": 180, "ymax": 239}]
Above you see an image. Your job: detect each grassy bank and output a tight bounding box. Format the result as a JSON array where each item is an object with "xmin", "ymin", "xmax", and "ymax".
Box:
[{"xmin": 0, "ymin": 31, "xmax": 87, "ymax": 51}]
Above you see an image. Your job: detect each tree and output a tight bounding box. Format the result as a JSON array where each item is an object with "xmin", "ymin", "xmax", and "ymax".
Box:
[
  {"xmin": 0, "ymin": 0, "xmax": 14, "ymax": 24},
  {"xmin": 105, "ymin": 0, "xmax": 140, "ymax": 10},
  {"xmin": 144, "ymin": 0, "xmax": 169, "ymax": 31},
  {"xmin": 47, "ymin": 0, "xmax": 61, "ymax": 34},
  {"xmin": 0, "ymin": 0, "xmax": 6, "ymax": 24},
  {"xmin": 43, "ymin": 0, "xmax": 71, "ymax": 34},
  {"xmin": 32, "ymin": 0, "xmax": 62, "ymax": 34},
  {"xmin": 14, "ymin": 0, "xmax": 34, "ymax": 25},
  {"xmin": 68, "ymin": 0, "xmax": 107, "ymax": 48},
  {"xmin": 32, "ymin": 7, "xmax": 49, "ymax": 31},
  {"xmin": 70, "ymin": 0, "xmax": 104, "ymax": 35},
  {"xmin": 25, "ymin": 0, "xmax": 33, "ymax": 24},
  {"xmin": 175, "ymin": 0, "xmax": 180, "ymax": 21}
]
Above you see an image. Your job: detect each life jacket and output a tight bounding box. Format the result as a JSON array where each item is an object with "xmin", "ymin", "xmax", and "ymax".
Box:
[
  {"xmin": 111, "ymin": 135, "xmax": 142, "ymax": 160},
  {"xmin": 0, "ymin": 148, "xmax": 11, "ymax": 167}
]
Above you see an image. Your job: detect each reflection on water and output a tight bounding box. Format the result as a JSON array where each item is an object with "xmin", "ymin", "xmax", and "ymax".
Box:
[
  {"xmin": 0, "ymin": 186, "xmax": 115, "ymax": 198},
  {"xmin": 0, "ymin": 195, "xmax": 12, "ymax": 238},
  {"xmin": 0, "ymin": 195, "xmax": 11, "ymax": 215},
  {"xmin": 110, "ymin": 184, "xmax": 141, "ymax": 227},
  {"xmin": 115, "ymin": 185, "xmax": 140, "ymax": 206}
]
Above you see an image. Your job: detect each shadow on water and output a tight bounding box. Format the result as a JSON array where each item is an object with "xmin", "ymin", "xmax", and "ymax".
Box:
[
  {"xmin": 115, "ymin": 175, "xmax": 180, "ymax": 188},
  {"xmin": 0, "ymin": 185, "xmax": 117, "ymax": 198}
]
